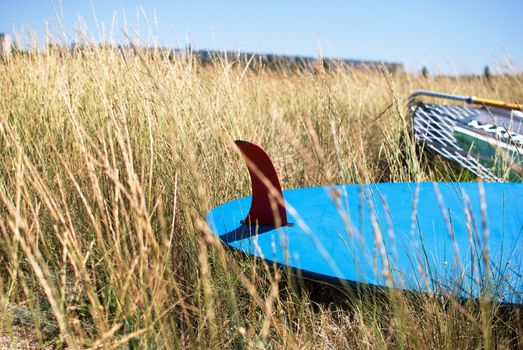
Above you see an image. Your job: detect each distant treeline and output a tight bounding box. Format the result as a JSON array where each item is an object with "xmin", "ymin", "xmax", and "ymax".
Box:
[
  {"xmin": 9, "ymin": 40, "xmax": 404, "ymax": 73},
  {"xmin": 191, "ymin": 49, "xmax": 404, "ymax": 73}
]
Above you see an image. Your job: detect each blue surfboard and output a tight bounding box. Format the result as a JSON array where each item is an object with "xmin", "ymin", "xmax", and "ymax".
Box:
[{"xmin": 207, "ymin": 141, "xmax": 523, "ymax": 304}]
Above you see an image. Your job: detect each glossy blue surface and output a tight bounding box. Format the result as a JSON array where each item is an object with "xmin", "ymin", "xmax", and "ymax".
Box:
[{"xmin": 207, "ymin": 182, "xmax": 523, "ymax": 304}]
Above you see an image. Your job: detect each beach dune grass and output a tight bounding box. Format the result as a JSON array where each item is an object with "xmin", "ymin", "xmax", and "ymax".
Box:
[{"xmin": 0, "ymin": 40, "xmax": 522, "ymax": 348}]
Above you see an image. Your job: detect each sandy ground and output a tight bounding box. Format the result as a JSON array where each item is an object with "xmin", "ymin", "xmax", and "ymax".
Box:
[{"xmin": 0, "ymin": 326, "xmax": 43, "ymax": 349}]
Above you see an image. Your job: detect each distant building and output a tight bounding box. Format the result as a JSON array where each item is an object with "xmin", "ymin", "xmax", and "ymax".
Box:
[
  {"xmin": 8, "ymin": 39, "xmax": 405, "ymax": 73},
  {"xmin": 0, "ymin": 33, "xmax": 11, "ymax": 59},
  {"xmin": 183, "ymin": 49, "xmax": 404, "ymax": 73}
]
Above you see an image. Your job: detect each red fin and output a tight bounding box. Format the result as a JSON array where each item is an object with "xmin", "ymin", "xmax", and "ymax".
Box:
[{"xmin": 235, "ymin": 140, "xmax": 288, "ymax": 227}]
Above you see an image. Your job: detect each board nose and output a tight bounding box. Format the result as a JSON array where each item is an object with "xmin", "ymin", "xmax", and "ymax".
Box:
[{"xmin": 235, "ymin": 140, "xmax": 288, "ymax": 227}]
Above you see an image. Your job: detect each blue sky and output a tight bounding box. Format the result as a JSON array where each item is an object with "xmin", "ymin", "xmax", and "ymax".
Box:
[{"xmin": 1, "ymin": 1, "xmax": 521, "ymax": 74}]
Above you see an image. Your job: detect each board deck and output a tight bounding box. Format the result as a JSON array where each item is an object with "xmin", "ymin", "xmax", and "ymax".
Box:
[{"xmin": 207, "ymin": 182, "xmax": 523, "ymax": 304}]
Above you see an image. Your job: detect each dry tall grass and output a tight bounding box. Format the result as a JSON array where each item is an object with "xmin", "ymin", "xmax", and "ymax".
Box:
[{"xmin": 0, "ymin": 42, "xmax": 522, "ymax": 348}]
